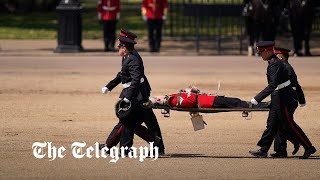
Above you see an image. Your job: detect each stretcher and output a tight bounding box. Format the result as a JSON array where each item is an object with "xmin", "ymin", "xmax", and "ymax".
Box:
[
  {"xmin": 152, "ymin": 105, "xmax": 269, "ymax": 131},
  {"xmin": 151, "ymin": 82, "xmax": 270, "ymax": 118},
  {"xmin": 152, "ymin": 105, "xmax": 269, "ymax": 119},
  {"xmin": 150, "ymin": 82, "xmax": 271, "ymax": 129}
]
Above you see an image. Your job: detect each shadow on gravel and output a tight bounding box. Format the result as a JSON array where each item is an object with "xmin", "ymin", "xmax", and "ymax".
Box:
[{"xmin": 159, "ymin": 153, "xmax": 320, "ymax": 159}]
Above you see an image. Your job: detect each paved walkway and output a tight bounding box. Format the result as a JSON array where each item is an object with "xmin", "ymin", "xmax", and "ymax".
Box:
[
  {"xmin": 0, "ymin": 39, "xmax": 200, "ymax": 57},
  {"xmin": 1, "ymin": 36, "xmax": 320, "ymax": 56}
]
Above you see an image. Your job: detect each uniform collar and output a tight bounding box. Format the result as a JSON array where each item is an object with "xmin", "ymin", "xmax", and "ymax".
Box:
[
  {"xmin": 267, "ymin": 54, "xmax": 277, "ymax": 63},
  {"xmin": 123, "ymin": 53, "xmax": 130, "ymax": 60},
  {"xmin": 269, "ymin": 54, "xmax": 277, "ymax": 60}
]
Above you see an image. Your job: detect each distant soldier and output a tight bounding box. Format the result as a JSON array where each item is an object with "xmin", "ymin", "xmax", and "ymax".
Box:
[
  {"xmin": 288, "ymin": 0, "xmax": 314, "ymax": 56},
  {"xmin": 141, "ymin": 0, "xmax": 168, "ymax": 52},
  {"xmin": 243, "ymin": 0, "xmax": 256, "ymax": 56},
  {"xmin": 243, "ymin": 0, "xmax": 281, "ymax": 56},
  {"xmin": 97, "ymin": 0, "xmax": 120, "ymax": 51}
]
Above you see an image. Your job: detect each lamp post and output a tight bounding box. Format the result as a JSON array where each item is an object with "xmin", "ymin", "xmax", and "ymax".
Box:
[{"xmin": 55, "ymin": 0, "xmax": 83, "ymax": 52}]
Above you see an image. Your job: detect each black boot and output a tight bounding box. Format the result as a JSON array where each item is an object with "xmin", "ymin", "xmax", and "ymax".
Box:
[
  {"xmin": 300, "ymin": 146, "xmax": 317, "ymax": 159},
  {"xmin": 292, "ymin": 143, "xmax": 300, "ymax": 155},
  {"xmin": 270, "ymin": 151, "xmax": 288, "ymax": 158},
  {"xmin": 249, "ymin": 149, "xmax": 267, "ymax": 158},
  {"xmin": 294, "ymin": 51, "xmax": 303, "ymax": 57},
  {"xmin": 304, "ymin": 51, "xmax": 312, "ymax": 56}
]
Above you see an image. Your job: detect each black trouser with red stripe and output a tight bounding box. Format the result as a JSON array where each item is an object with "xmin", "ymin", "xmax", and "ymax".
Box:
[
  {"xmin": 143, "ymin": 108, "xmax": 165, "ymax": 149},
  {"xmin": 105, "ymin": 121, "xmax": 133, "ymax": 149},
  {"xmin": 274, "ymin": 127, "xmax": 300, "ymax": 153},
  {"xmin": 273, "ymin": 104, "xmax": 299, "ymax": 153},
  {"xmin": 257, "ymin": 102, "xmax": 313, "ymax": 151},
  {"xmin": 105, "ymin": 108, "xmax": 165, "ymax": 150},
  {"xmin": 120, "ymin": 107, "xmax": 158, "ymax": 144}
]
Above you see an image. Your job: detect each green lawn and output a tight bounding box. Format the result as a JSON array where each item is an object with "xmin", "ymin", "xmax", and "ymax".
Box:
[
  {"xmin": 3, "ymin": 0, "xmax": 317, "ymax": 39},
  {"xmin": 0, "ymin": 1, "xmax": 147, "ymax": 39},
  {"xmin": 0, "ymin": 0, "xmax": 245, "ymax": 39}
]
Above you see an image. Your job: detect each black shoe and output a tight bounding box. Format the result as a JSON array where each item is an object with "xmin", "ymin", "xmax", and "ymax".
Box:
[
  {"xmin": 300, "ymin": 146, "xmax": 317, "ymax": 159},
  {"xmin": 148, "ymin": 148, "xmax": 166, "ymax": 157},
  {"xmin": 270, "ymin": 152, "xmax": 287, "ymax": 158},
  {"xmin": 305, "ymin": 51, "xmax": 312, "ymax": 56},
  {"xmin": 294, "ymin": 52, "xmax": 303, "ymax": 57},
  {"xmin": 109, "ymin": 47, "xmax": 116, "ymax": 52},
  {"xmin": 154, "ymin": 136, "xmax": 166, "ymax": 155},
  {"xmin": 249, "ymin": 149, "xmax": 267, "ymax": 158},
  {"xmin": 149, "ymin": 48, "xmax": 156, "ymax": 52},
  {"xmin": 292, "ymin": 143, "xmax": 300, "ymax": 155},
  {"xmin": 159, "ymin": 149, "xmax": 165, "ymax": 156}
]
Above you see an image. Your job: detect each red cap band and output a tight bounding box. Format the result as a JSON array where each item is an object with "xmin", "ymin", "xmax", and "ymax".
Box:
[
  {"xmin": 274, "ymin": 48, "xmax": 290, "ymax": 55},
  {"xmin": 119, "ymin": 32, "xmax": 135, "ymax": 40},
  {"xmin": 257, "ymin": 45, "xmax": 274, "ymax": 52}
]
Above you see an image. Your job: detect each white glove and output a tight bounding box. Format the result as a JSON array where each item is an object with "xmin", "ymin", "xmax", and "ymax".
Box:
[
  {"xmin": 250, "ymin": 98, "xmax": 258, "ymax": 105},
  {"xmin": 123, "ymin": 98, "xmax": 130, "ymax": 103},
  {"xmin": 162, "ymin": 15, "xmax": 167, "ymax": 20},
  {"xmin": 142, "ymin": 16, "xmax": 147, "ymax": 21},
  {"xmin": 101, "ymin": 87, "xmax": 109, "ymax": 94},
  {"xmin": 300, "ymin": 103, "xmax": 306, "ymax": 107}
]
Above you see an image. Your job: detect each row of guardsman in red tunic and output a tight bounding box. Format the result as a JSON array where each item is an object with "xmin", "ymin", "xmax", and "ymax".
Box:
[{"xmin": 97, "ymin": 0, "xmax": 168, "ymax": 52}]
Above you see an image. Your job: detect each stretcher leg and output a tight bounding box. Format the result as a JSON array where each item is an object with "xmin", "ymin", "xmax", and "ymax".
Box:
[
  {"xmin": 161, "ymin": 109, "xmax": 170, "ymax": 117},
  {"xmin": 242, "ymin": 111, "xmax": 252, "ymax": 120}
]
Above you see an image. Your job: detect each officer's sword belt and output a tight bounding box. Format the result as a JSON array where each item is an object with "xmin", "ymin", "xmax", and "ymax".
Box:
[
  {"xmin": 122, "ymin": 78, "xmax": 145, "ymax": 88},
  {"xmin": 275, "ymin": 80, "xmax": 291, "ymax": 90}
]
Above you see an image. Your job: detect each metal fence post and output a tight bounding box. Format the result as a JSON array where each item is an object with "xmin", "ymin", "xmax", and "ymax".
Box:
[{"xmin": 218, "ymin": 8, "xmax": 221, "ymax": 55}]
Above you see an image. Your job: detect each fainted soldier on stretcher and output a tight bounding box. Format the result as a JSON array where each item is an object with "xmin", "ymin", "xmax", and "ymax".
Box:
[{"xmin": 148, "ymin": 86, "xmax": 270, "ymax": 109}]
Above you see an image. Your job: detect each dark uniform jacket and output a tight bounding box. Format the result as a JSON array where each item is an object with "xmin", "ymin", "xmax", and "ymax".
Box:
[
  {"xmin": 254, "ymin": 54, "xmax": 296, "ymax": 109},
  {"xmin": 283, "ymin": 61, "xmax": 306, "ymax": 104},
  {"xmin": 106, "ymin": 51, "xmax": 150, "ymax": 103},
  {"xmin": 132, "ymin": 49, "xmax": 152, "ymax": 97}
]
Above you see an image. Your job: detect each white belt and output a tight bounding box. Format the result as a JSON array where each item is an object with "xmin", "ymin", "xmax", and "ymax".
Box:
[
  {"xmin": 292, "ymin": 87, "xmax": 297, "ymax": 90},
  {"xmin": 122, "ymin": 78, "xmax": 144, "ymax": 88},
  {"xmin": 102, "ymin": 6, "xmax": 116, "ymax": 11},
  {"xmin": 275, "ymin": 80, "xmax": 291, "ymax": 90}
]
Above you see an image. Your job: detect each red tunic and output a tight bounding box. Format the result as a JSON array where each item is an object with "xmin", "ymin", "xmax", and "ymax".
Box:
[
  {"xmin": 168, "ymin": 92, "xmax": 216, "ymax": 108},
  {"xmin": 142, "ymin": 0, "xmax": 168, "ymax": 19},
  {"xmin": 97, "ymin": 0, "xmax": 120, "ymax": 21}
]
